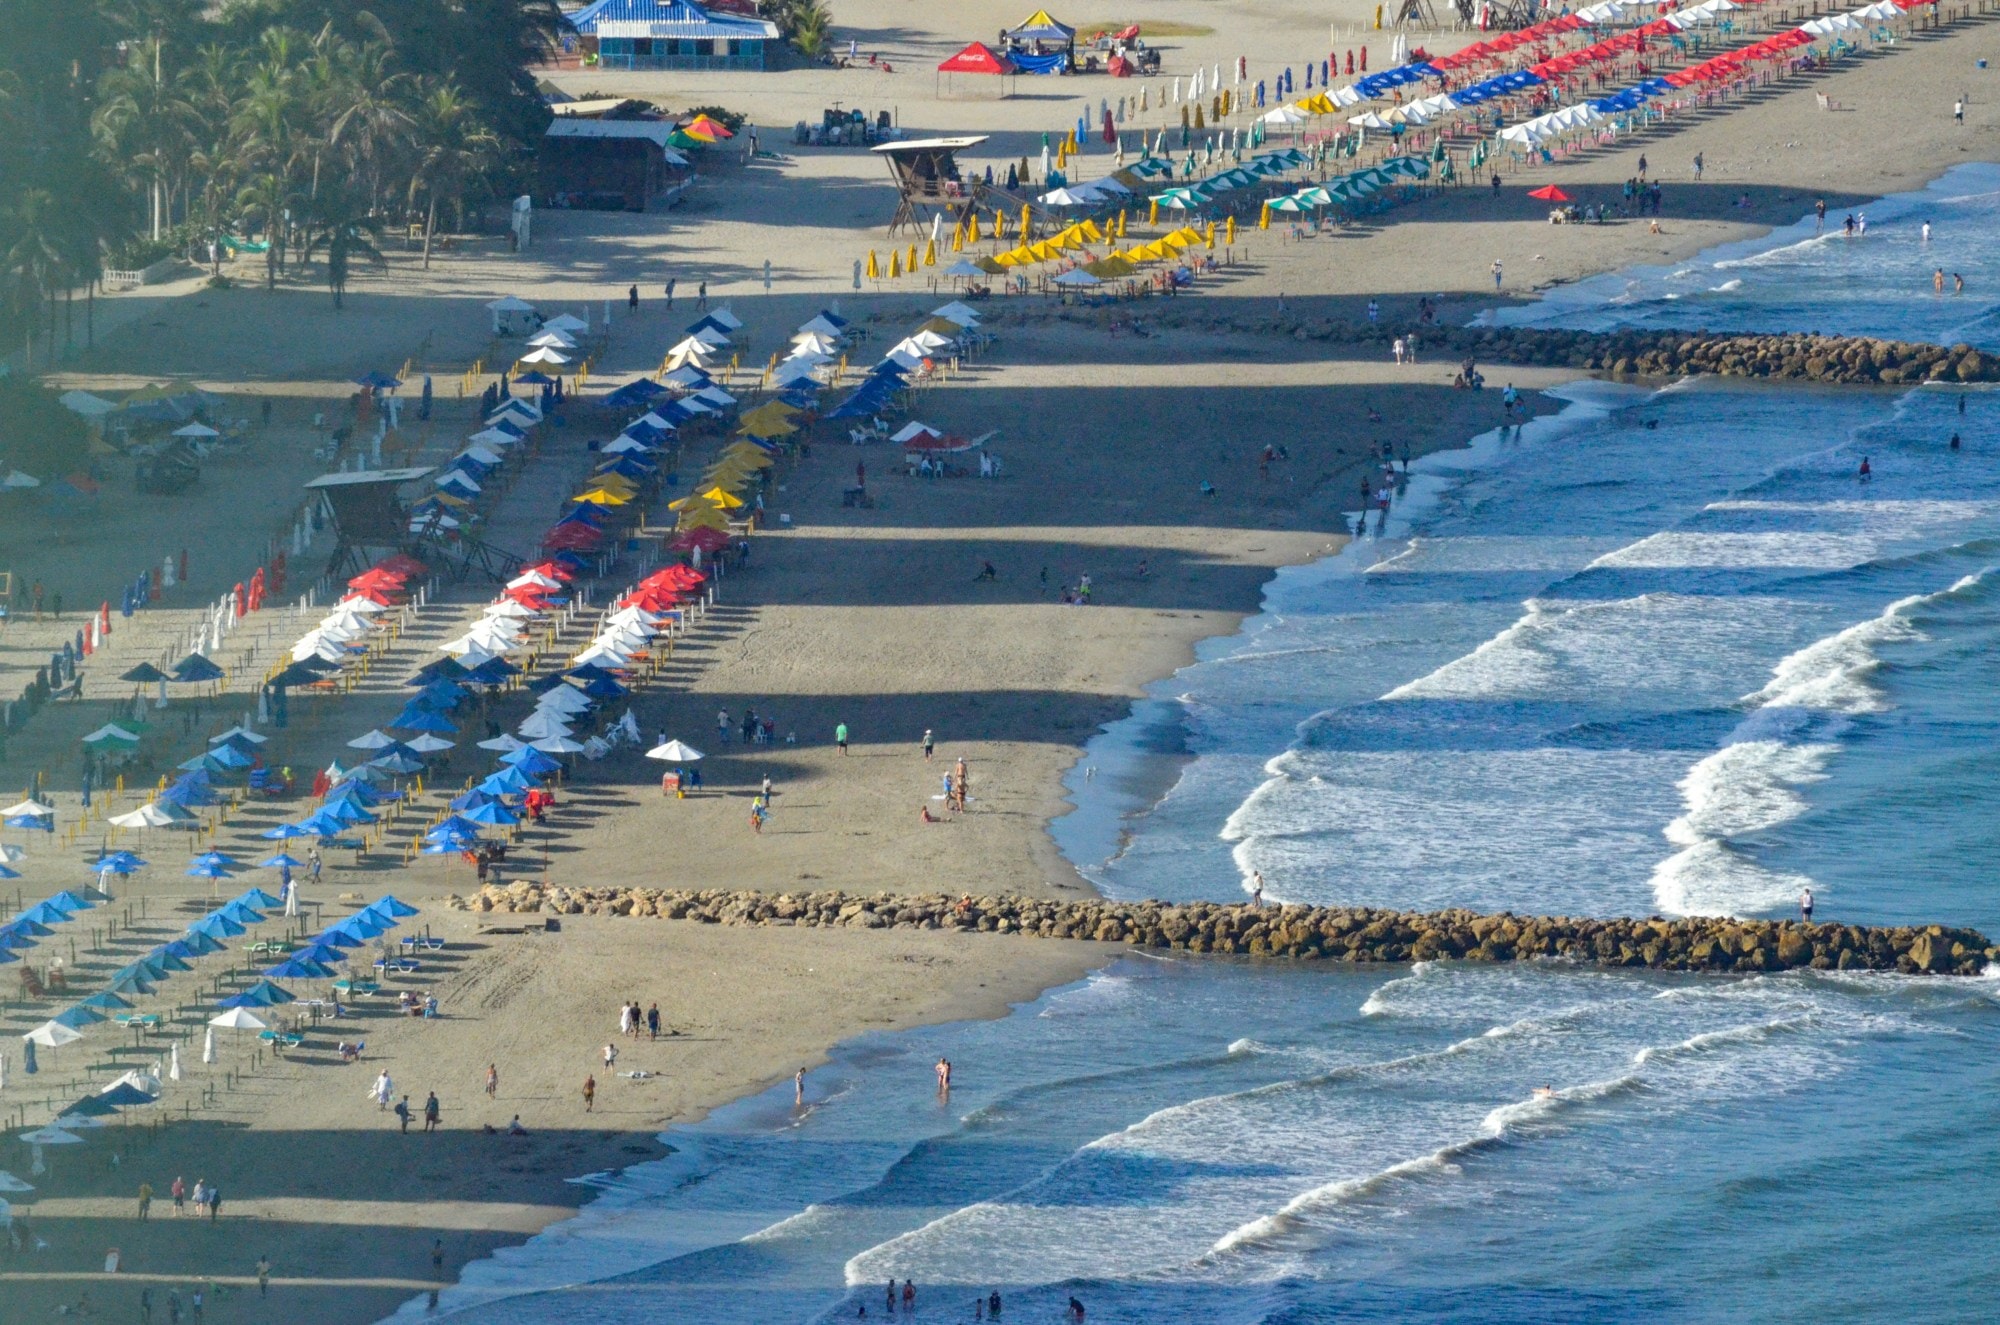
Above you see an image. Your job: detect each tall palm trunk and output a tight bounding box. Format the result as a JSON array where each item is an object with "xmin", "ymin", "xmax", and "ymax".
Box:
[{"xmin": 423, "ymin": 193, "xmax": 438, "ymax": 269}]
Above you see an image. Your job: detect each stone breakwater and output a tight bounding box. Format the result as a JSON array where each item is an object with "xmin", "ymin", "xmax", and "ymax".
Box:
[
  {"xmin": 1444, "ymin": 328, "xmax": 1998, "ymax": 385},
  {"xmin": 447, "ymin": 884, "xmax": 1995, "ymax": 976}
]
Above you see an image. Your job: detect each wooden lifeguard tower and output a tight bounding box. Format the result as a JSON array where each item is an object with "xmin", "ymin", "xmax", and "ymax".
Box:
[{"xmin": 873, "ymin": 135, "xmax": 989, "ymax": 235}]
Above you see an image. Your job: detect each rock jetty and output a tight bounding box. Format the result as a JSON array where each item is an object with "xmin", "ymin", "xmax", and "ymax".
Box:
[
  {"xmin": 1426, "ymin": 327, "xmax": 1996, "ymax": 385},
  {"xmin": 445, "ymin": 884, "xmax": 1994, "ymax": 977}
]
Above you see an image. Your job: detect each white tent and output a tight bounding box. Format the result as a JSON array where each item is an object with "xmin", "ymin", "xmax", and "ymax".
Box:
[
  {"xmin": 59, "ymin": 390, "xmax": 118, "ymax": 418},
  {"xmin": 891, "ymin": 422, "xmax": 943, "ymax": 443},
  {"xmin": 25, "ymin": 1022, "xmax": 84, "ymax": 1048},
  {"xmin": 1039, "ymin": 187, "xmax": 1097, "ymax": 206},
  {"xmin": 544, "ymin": 313, "xmax": 590, "ymax": 333},
  {"xmin": 208, "ymin": 1007, "xmax": 268, "ymax": 1030},
  {"xmin": 797, "ymin": 314, "xmax": 847, "ymax": 339},
  {"xmin": 108, "ymin": 803, "xmax": 183, "ymax": 829},
  {"xmin": 1263, "ymin": 105, "xmax": 1309, "ymax": 126},
  {"xmin": 931, "ymin": 302, "xmax": 982, "ymax": 326},
  {"xmin": 698, "ymin": 306, "xmax": 744, "ymax": 330},
  {"xmin": 526, "ymin": 329, "xmax": 578, "ymax": 349},
  {"xmin": 1052, "ymin": 269, "xmax": 1102, "ymax": 287},
  {"xmin": 519, "ymin": 346, "xmax": 570, "ymax": 366},
  {"xmin": 517, "ymin": 711, "xmax": 575, "ymax": 739}
]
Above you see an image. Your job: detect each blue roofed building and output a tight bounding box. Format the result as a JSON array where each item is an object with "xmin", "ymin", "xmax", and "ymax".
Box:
[{"xmin": 569, "ymin": 0, "xmax": 783, "ymax": 71}]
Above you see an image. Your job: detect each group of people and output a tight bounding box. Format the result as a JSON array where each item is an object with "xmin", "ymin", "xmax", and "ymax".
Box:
[
  {"xmin": 140, "ymin": 1175, "xmax": 222, "ymax": 1221},
  {"xmin": 618, "ymin": 997, "xmax": 664, "ymax": 1039}
]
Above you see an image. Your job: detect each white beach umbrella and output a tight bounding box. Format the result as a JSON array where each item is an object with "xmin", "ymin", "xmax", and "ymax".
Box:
[
  {"xmin": 0, "ymin": 1171, "xmax": 32, "ymax": 1193},
  {"xmin": 208, "ymin": 1008, "xmax": 268, "ymax": 1030},
  {"xmin": 530, "ymin": 736, "xmax": 587, "ymax": 754},
  {"xmin": 25, "ymin": 1022, "xmax": 84, "ymax": 1048},
  {"xmin": 526, "ymin": 329, "xmax": 577, "ymax": 349},
  {"xmin": 476, "ymin": 733, "xmax": 528, "ymax": 752},
  {"xmin": 645, "ymin": 740, "xmax": 705, "ymax": 762},
  {"xmin": 519, "ymin": 347, "xmax": 570, "ymax": 366},
  {"xmin": 405, "ymin": 734, "xmax": 455, "ymax": 753},
  {"xmin": 516, "ymin": 711, "xmax": 574, "ymax": 739}
]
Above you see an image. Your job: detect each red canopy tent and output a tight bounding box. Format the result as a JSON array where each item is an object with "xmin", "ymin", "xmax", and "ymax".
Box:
[{"xmin": 937, "ymin": 41, "xmax": 1019, "ymax": 97}]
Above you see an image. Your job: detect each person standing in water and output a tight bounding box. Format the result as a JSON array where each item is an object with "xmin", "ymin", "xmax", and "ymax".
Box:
[{"xmin": 1858, "ymin": 456, "xmax": 1872, "ymax": 482}]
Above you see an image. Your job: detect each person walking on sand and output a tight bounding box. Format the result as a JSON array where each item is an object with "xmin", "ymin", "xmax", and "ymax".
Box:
[
  {"xmin": 796, "ymin": 1068, "xmax": 807, "ymax": 1105},
  {"xmin": 697, "ymin": 280, "xmax": 708, "ymax": 310},
  {"xmin": 603, "ymin": 1042, "xmax": 619, "ymax": 1071},
  {"xmin": 627, "ymin": 284, "xmax": 639, "ymax": 311},
  {"xmin": 423, "ymin": 1091, "xmax": 441, "ymax": 1133},
  {"xmin": 1955, "ymin": 97, "xmax": 1965, "ymax": 126},
  {"xmin": 836, "ymin": 721, "xmax": 849, "ymax": 754},
  {"xmin": 647, "ymin": 1002, "xmax": 661, "ymax": 1039},
  {"xmin": 717, "ymin": 708, "xmax": 730, "ymax": 745},
  {"xmin": 922, "ymin": 729, "xmax": 934, "ymax": 760},
  {"xmin": 208, "ymin": 1184, "xmax": 222, "ymax": 1221},
  {"xmin": 373, "ymin": 1070, "xmax": 394, "ymax": 1110},
  {"xmin": 485, "ymin": 1064, "xmax": 498, "ymax": 1099},
  {"xmin": 665, "ymin": 278, "xmax": 676, "ymax": 307},
  {"xmin": 257, "ymin": 1256, "xmax": 271, "ymax": 1297},
  {"xmin": 1491, "ymin": 259, "xmax": 1503, "ymax": 291},
  {"xmin": 172, "ymin": 1174, "xmax": 186, "ymax": 1216},
  {"xmin": 432, "ymin": 1237, "xmax": 445, "ymax": 1279},
  {"xmin": 583, "ymin": 1074, "xmax": 597, "ymax": 1112},
  {"xmin": 138, "ymin": 1180, "xmax": 153, "ymax": 1220},
  {"xmin": 1691, "ymin": 151, "xmax": 1703, "ymax": 180},
  {"xmin": 395, "ymin": 1095, "xmax": 412, "ymax": 1133}
]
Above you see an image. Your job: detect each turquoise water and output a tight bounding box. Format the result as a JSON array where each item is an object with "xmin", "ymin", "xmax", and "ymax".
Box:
[{"xmin": 408, "ymin": 164, "xmax": 2000, "ymax": 1325}]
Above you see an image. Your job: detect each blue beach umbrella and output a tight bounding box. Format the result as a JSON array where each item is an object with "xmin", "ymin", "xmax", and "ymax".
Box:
[
  {"xmin": 463, "ymin": 800, "xmax": 521, "ymax": 826},
  {"xmin": 265, "ymin": 955, "xmax": 337, "ymax": 979},
  {"xmin": 372, "ymin": 895, "xmax": 420, "ymax": 918},
  {"xmin": 186, "ymin": 861, "xmax": 237, "ymax": 881},
  {"xmin": 500, "ymin": 747, "xmax": 562, "ymax": 776},
  {"xmin": 190, "ymin": 913, "xmax": 245, "ymax": 940}
]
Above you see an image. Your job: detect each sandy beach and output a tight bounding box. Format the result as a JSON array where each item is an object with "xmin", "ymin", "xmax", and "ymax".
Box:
[{"xmin": 3, "ymin": 0, "xmax": 1998, "ymax": 1316}]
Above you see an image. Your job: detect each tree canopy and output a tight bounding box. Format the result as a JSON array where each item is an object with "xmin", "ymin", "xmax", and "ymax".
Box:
[{"xmin": 0, "ymin": 0, "xmax": 564, "ymax": 353}]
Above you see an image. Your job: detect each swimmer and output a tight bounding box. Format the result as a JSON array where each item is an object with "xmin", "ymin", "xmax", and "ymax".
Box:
[
  {"xmin": 1533, "ymin": 1085, "xmax": 1557, "ymax": 1099},
  {"xmin": 1858, "ymin": 456, "xmax": 1872, "ymax": 482}
]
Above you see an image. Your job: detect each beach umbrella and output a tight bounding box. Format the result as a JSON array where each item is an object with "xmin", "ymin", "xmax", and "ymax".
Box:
[
  {"xmin": 462, "ymin": 800, "xmax": 521, "ymax": 826},
  {"xmin": 190, "ymin": 912, "xmax": 245, "ymax": 939},
  {"xmin": 372, "ymin": 895, "xmax": 420, "ymax": 918},
  {"xmin": 260, "ymin": 822, "xmax": 315, "ymax": 840},
  {"xmin": 186, "ymin": 860, "xmax": 237, "ymax": 881},
  {"xmin": 18, "ymin": 1127, "xmax": 83, "ymax": 1145},
  {"xmin": 500, "ymin": 746, "xmax": 562, "ymax": 776},
  {"xmin": 166, "ymin": 932, "xmax": 222, "ymax": 957},
  {"xmin": 644, "ymin": 740, "xmax": 706, "ymax": 763},
  {"xmin": 0, "ymin": 1172, "xmax": 33, "ymax": 1193},
  {"xmin": 266, "ymin": 955, "xmax": 337, "ymax": 979},
  {"xmin": 77, "ymin": 991, "xmax": 133, "ymax": 1012},
  {"xmin": 425, "ymin": 816, "xmax": 485, "ymax": 843},
  {"xmin": 260, "ymin": 854, "xmax": 306, "ymax": 870},
  {"xmin": 208, "ymin": 1007, "xmax": 269, "ymax": 1030},
  {"xmin": 1526, "ymin": 185, "xmax": 1573, "ymax": 202},
  {"xmin": 95, "ymin": 1082, "xmax": 159, "ymax": 1108},
  {"xmin": 141, "ymin": 947, "xmax": 192, "ymax": 972}
]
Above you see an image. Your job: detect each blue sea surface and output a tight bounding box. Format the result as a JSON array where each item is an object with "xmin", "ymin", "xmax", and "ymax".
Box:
[{"xmin": 404, "ymin": 164, "xmax": 2000, "ymax": 1325}]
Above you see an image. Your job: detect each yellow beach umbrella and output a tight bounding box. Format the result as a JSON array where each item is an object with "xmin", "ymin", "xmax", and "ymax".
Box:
[
  {"xmin": 739, "ymin": 401, "xmax": 799, "ymax": 429},
  {"xmin": 572, "ymin": 488, "xmax": 630, "ymax": 506},
  {"xmin": 678, "ymin": 508, "xmax": 732, "ymax": 532},
  {"xmin": 667, "ymin": 492, "xmax": 724, "ymax": 512},
  {"xmin": 738, "ymin": 415, "xmax": 798, "ymax": 437},
  {"xmin": 698, "ymin": 485, "xmax": 746, "ymax": 508},
  {"xmin": 923, "ymin": 238, "xmax": 937, "ymax": 267}
]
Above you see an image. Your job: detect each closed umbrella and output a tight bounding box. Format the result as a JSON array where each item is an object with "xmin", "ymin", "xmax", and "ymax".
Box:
[{"xmin": 202, "ymin": 1027, "xmax": 217, "ymax": 1063}]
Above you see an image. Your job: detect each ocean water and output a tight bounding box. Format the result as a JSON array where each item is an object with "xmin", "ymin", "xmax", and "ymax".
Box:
[{"xmin": 407, "ymin": 165, "xmax": 2000, "ymax": 1325}]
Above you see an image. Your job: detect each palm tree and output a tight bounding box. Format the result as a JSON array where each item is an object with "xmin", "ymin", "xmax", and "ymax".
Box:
[
  {"xmin": 326, "ymin": 35, "xmax": 414, "ymax": 213},
  {"xmin": 94, "ymin": 40, "xmax": 197, "ymax": 239},
  {"xmin": 406, "ymin": 81, "xmax": 498, "ymax": 270},
  {"xmin": 1, "ymin": 188, "xmax": 72, "ymax": 368},
  {"xmin": 789, "ymin": 1, "xmax": 833, "ymax": 58},
  {"xmin": 306, "ymin": 186, "xmax": 385, "ymax": 309},
  {"xmin": 234, "ymin": 172, "xmax": 301, "ymax": 289}
]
